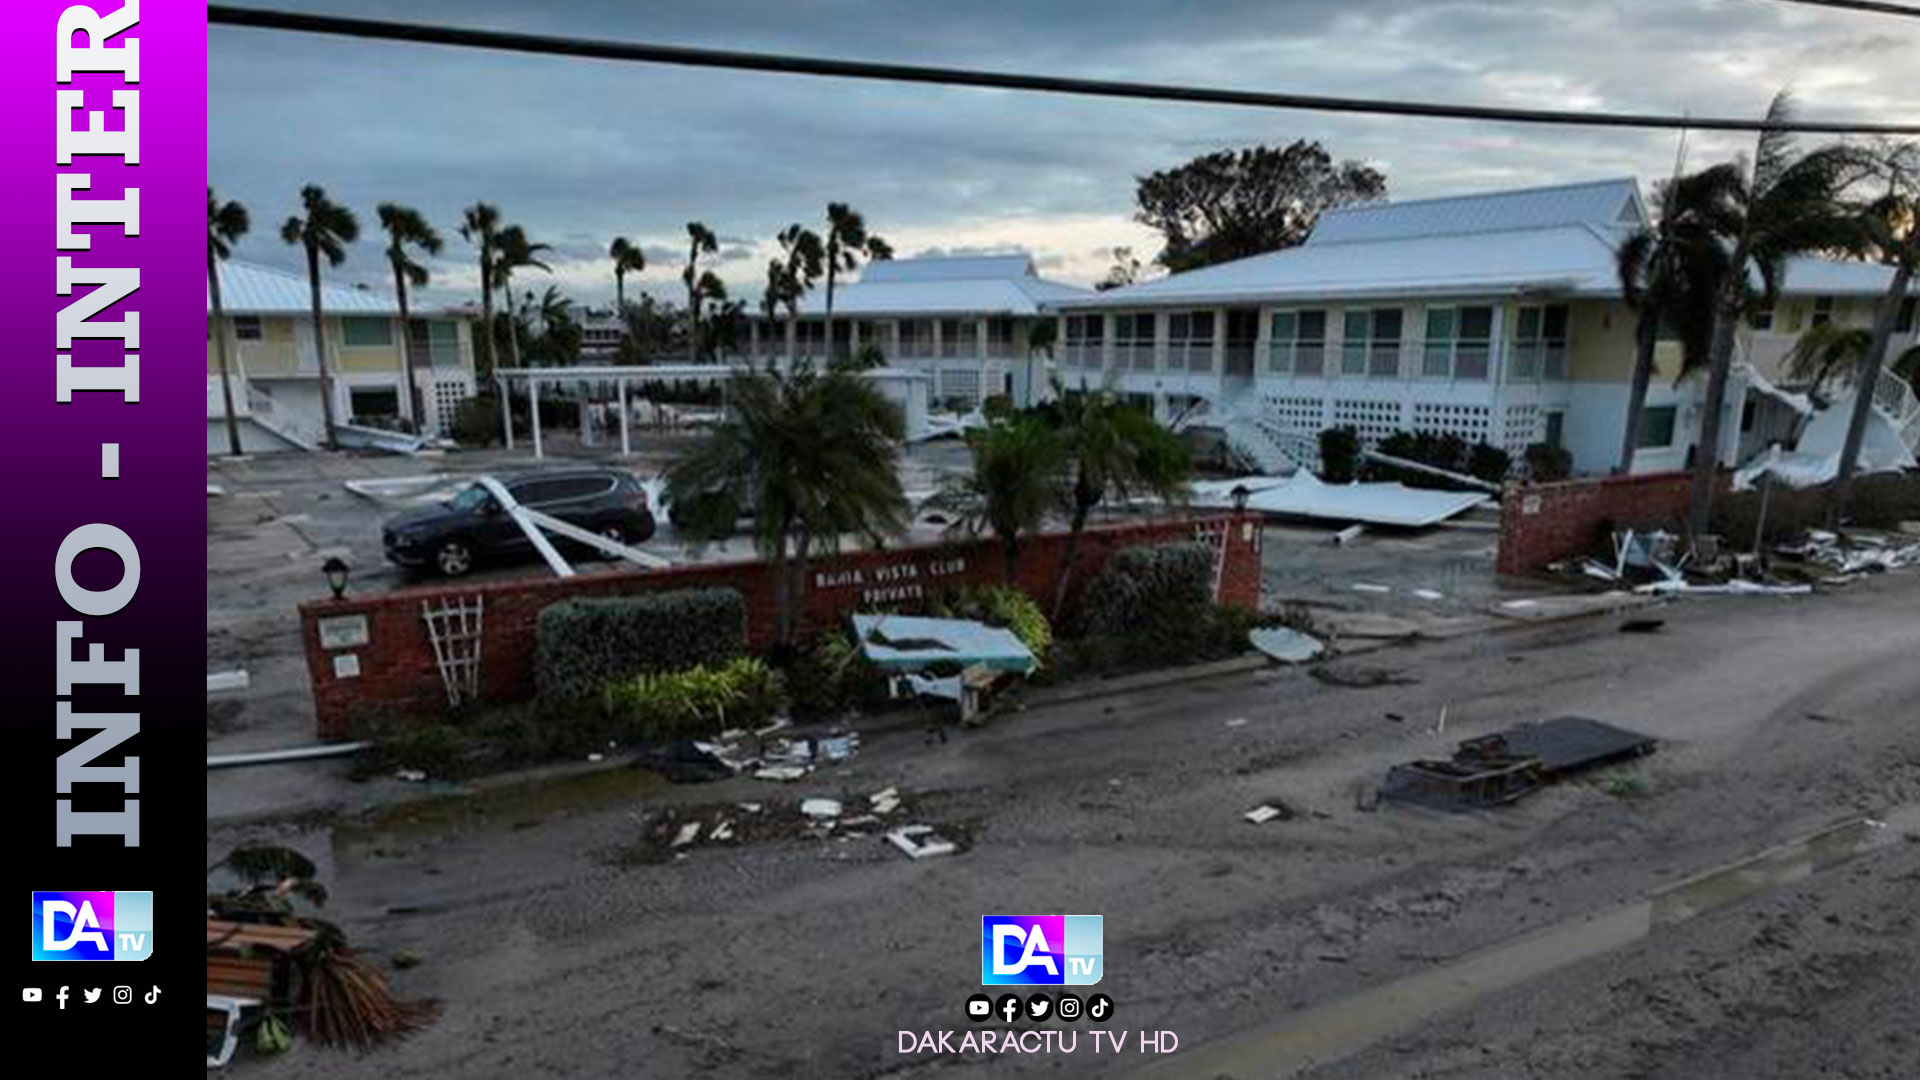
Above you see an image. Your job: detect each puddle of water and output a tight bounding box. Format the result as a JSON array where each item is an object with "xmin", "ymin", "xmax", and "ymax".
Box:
[
  {"xmin": 335, "ymin": 767, "xmax": 666, "ymax": 853},
  {"xmin": 1135, "ymin": 805, "xmax": 1920, "ymax": 1080}
]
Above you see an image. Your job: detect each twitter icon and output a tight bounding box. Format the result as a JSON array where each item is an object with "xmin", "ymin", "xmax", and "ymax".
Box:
[{"xmin": 82, "ymin": 988, "xmax": 102, "ymax": 1004}]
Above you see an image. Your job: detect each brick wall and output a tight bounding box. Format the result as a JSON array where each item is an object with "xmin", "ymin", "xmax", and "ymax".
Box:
[
  {"xmin": 302, "ymin": 514, "xmax": 1262, "ymax": 738},
  {"xmin": 1496, "ymin": 470, "xmax": 1724, "ymax": 575}
]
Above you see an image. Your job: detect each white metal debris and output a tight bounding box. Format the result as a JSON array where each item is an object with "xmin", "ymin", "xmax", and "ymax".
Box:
[
  {"xmin": 1351, "ymin": 583, "xmax": 1391, "ymax": 594},
  {"xmin": 207, "ymin": 669, "xmax": 250, "ymax": 694},
  {"xmin": 1248, "ymin": 627, "xmax": 1325, "ymax": 664},
  {"xmin": 671, "ymin": 822, "xmax": 702, "ymax": 847},
  {"xmin": 205, "ymin": 741, "xmax": 372, "ymax": 770},
  {"xmin": 886, "ymin": 825, "xmax": 957, "ymax": 859},
  {"xmin": 1244, "ymin": 804, "xmax": 1287, "ymax": 825},
  {"xmin": 801, "ymin": 798, "xmax": 843, "ymax": 819},
  {"xmin": 1191, "ymin": 472, "xmax": 1490, "ymax": 528},
  {"xmin": 753, "ymin": 765, "xmax": 808, "ymax": 782}
]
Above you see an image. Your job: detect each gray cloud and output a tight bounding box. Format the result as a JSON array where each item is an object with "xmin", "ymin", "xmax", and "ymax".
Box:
[{"xmin": 210, "ymin": 0, "xmax": 1917, "ymax": 305}]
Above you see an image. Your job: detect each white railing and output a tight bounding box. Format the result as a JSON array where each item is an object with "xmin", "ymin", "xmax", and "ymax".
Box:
[{"xmin": 1872, "ymin": 367, "xmax": 1920, "ymax": 452}]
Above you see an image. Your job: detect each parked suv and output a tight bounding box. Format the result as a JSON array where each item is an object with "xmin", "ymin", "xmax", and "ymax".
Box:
[{"xmin": 383, "ymin": 468, "xmax": 656, "ymax": 577}]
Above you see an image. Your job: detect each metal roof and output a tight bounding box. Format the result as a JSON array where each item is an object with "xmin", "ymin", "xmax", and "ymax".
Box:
[
  {"xmin": 1308, "ymin": 178, "xmax": 1646, "ymax": 246},
  {"xmin": 1062, "ymin": 177, "xmax": 1902, "ymax": 310},
  {"xmin": 794, "ymin": 255, "xmax": 1090, "ymax": 317},
  {"xmin": 208, "ymin": 258, "xmax": 422, "ymax": 316}
]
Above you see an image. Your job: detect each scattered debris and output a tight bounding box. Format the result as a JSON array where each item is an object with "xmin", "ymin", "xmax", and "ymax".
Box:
[
  {"xmin": 1350, "ymin": 582, "xmax": 1392, "ymax": 594},
  {"xmin": 1249, "ymin": 626, "xmax": 1326, "ymax": 664},
  {"xmin": 671, "ymin": 822, "xmax": 702, "ymax": 848},
  {"xmin": 800, "ymin": 798, "xmax": 843, "ymax": 819},
  {"xmin": 206, "ymin": 741, "xmax": 372, "ymax": 770},
  {"xmin": 1225, "ymin": 717, "xmax": 1250, "ymax": 728},
  {"xmin": 207, "ymin": 668, "xmax": 250, "ymax": 694},
  {"xmin": 1382, "ymin": 716, "xmax": 1657, "ymax": 812},
  {"xmin": 1244, "ymin": 801, "xmax": 1296, "ymax": 825},
  {"xmin": 1332, "ymin": 524, "xmax": 1366, "ymax": 546},
  {"xmin": 394, "ymin": 768, "xmax": 427, "ymax": 783},
  {"xmin": 886, "ymin": 824, "xmax": 957, "ymax": 859},
  {"xmin": 753, "ymin": 765, "xmax": 808, "ymax": 782},
  {"xmin": 1312, "ymin": 665, "xmax": 1421, "ymax": 689},
  {"xmin": 1411, "ymin": 588, "xmax": 1445, "ymax": 601},
  {"xmin": 870, "ymin": 787, "xmax": 902, "ymax": 815}
]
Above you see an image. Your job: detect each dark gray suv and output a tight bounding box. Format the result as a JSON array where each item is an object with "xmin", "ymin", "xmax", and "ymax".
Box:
[{"xmin": 382, "ymin": 468, "xmax": 656, "ymax": 577}]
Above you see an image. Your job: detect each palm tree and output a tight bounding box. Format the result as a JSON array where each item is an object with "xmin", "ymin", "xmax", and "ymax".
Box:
[
  {"xmin": 683, "ymin": 222, "xmax": 719, "ymax": 360},
  {"xmin": 491, "ymin": 224, "xmax": 551, "ymax": 371},
  {"xmin": 665, "ymin": 365, "xmax": 909, "ymax": 645},
  {"xmin": 1828, "ymin": 140, "xmax": 1920, "ymax": 524},
  {"xmin": 1784, "ymin": 322, "xmax": 1875, "ymax": 402},
  {"xmin": 768, "ymin": 224, "xmax": 824, "ymax": 359},
  {"xmin": 1023, "ymin": 319, "xmax": 1059, "ymax": 405},
  {"xmin": 609, "ymin": 236, "xmax": 646, "ymax": 314},
  {"xmin": 1040, "ymin": 385, "xmax": 1191, "ymax": 614},
  {"xmin": 1685, "ymin": 92, "xmax": 1863, "ymax": 540},
  {"xmin": 376, "ymin": 203, "xmax": 443, "ymax": 431},
  {"xmin": 207, "ymin": 188, "xmax": 250, "ymax": 456},
  {"xmin": 1613, "ymin": 168, "xmax": 1737, "ymax": 473},
  {"xmin": 939, "ymin": 414, "xmax": 1069, "ymax": 581},
  {"xmin": 822, "ymin": 203, "xmax": 893, "ymax": 360},
  {"xmin": 459, "ymin": 203, "xmax": 501, "ymax": 378},
  {"xmin": 280, "ymin": 184, "xmax": 359, "ymax": 449}
]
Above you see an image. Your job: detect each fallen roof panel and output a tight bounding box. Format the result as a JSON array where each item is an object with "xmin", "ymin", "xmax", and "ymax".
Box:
[
  {"xmin": 850, "ymin": 613, "xmax": 1036, "ymax": 673},
  {"xmin": 1192, "ymin": 473, "xmax": 1489, "ymax": 528}
]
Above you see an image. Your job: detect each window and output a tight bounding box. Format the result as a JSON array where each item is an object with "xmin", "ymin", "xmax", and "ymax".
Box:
[
  {"xmin": 1545, "ymin": 411, "xmax": 1565, "ymax": 450},
  {"xmin": 1064, "ymin": 314, "xmax": 1105, "ymax": 368},
  {"xmin": 1637, "ymin": 405, "xmax": 1677, "ymax": 449},
  {"xmin": 1897, "ymin": 296, "xmax": 1917, "ymax": 334},
  {"xmin": 1115, "ymin": 313, "xmax": 1156, "ymax": 370},
  {"xmin": 1342, "ymin": 308, "xmax": 1403, "ymax": 377},
  {"xmin": 1514, "ymin": 304, "xmax": 1570, "ymax": 380},
  {"xmin": 232, "ymin": 315, "xmax": 264, "ymax": 341},
  {"xmin": 1422, "ymin": 305, "xmax": 1493, "ymax": 379},
  {"xmin": 1748, "ymin": 306, "xmax": 1775, "ymax": 332},
  {"xmin": 1811, "ymin": 296, "xmax": 1836, "ymax": 327},
  {"xmin": 897, "ymin": 319, "xmax": 933, "ymax": 356},
  {"xmin": 986, "ymin": 317, "xmax": 1015, "ymax": 357},
  {"xmin": 795, "ymin": 320, "xmax": 826, "ymax": 351},
  {"xmin": 342, "ymin": 317, "xmax": 394, "ymax": 347},
  {"xmin": 348, "ymin": 386, "xmax": 400, "ymax": 420},
  {"xmin": 408, "ymin": 320, "xmax": 461, "ymax": 366},
  {"xmin": 939, "ymin": 318, "xmax": 978, "ymax": 358},
  {"xmin": 1168, "ymin": 311, "xmax": 1215, "ymax": 372},
  {"xmin": 1268, "ymin": 309, "xmax": 1327, "ymax": 375}
]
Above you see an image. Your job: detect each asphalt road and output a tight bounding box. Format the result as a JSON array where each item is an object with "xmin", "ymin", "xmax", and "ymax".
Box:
[{"xmin": 222, "ymin": 571, "xmax": 1920, "ymax": 1079}]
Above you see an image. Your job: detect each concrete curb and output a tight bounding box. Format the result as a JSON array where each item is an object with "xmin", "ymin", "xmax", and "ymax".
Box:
[{"xmin": 208, "ymin": 590, "xmax": 1664, "ymax": 829}]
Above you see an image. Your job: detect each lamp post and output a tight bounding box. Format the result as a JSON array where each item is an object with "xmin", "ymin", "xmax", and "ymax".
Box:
[
  {"xmin": 322, "ymin": 556, "xmax": 350, "ymax": 600},
  {"xmin": 1229, "ymin": 485, "xmax": 1251, "ymax": 515}
]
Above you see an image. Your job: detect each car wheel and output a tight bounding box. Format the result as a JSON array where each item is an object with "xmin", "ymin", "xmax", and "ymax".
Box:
[{"xmin": 435, "ymin": 539, "xmax": 474, "ymax": 577}]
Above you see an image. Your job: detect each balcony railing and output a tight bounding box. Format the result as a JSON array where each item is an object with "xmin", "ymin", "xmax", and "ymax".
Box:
[
  {"xmin": 939, "ymin": 339, "xmax": 977, "ymax": 359},
  {"xmin": 1115, "ymin": 342, "xmax": 1155, "ymax": 371},
  {"xmin": 1167, "ymin": 340, "xmax": 1215, "ymax": 373},
  {"xmin": 1507, "ymin": 340, "xmax": 1569, "ymax": 381},
  {"xmin": 1420, "ymin": 340, "xmax": 1492, "ymax": 381},
  {"xmin": 1063, "ymin": 342, "xmax": 1104, "ymax": 369},
  {"xmin": 1267, "ymin": 341, "xmax": 1328, "ymax": 376}
]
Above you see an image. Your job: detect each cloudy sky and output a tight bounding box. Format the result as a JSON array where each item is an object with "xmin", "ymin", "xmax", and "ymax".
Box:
[{"xmin": 208, "ymin": 0, "xmax": 1919, "ymax": 309}]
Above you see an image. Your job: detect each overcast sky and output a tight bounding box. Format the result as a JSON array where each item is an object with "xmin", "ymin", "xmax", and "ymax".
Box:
[{"xmin": 208, "ymin": 0, "xmax": 1919, "ymax": 309}]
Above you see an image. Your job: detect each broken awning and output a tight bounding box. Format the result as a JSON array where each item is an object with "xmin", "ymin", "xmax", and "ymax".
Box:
[
  {"xmin": 850, "ymin": 614, "xmax": 1037, "ymax": 674},
  {"xmin": 1191, "ymin": 472, "xmax": 1489, "ymax": 528}
]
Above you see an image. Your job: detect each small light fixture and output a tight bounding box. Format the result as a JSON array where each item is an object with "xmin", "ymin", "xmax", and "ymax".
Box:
[
  {"xmin": 322, "ymin": 556, "xmax": 351, "ymax": 599},
  {"xmin": 1230, "ymin": 485, "xmax": 1251, "ymax": 514}
]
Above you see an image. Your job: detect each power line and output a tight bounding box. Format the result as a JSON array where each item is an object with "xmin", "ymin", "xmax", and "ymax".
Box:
[
  {"xmin": 1760, "ymin": 0, "xmax": 1920, "ymax": 17},
  {"xmin": 207, "ymin": 5, "xmax": 1920, "ymax": 136}
]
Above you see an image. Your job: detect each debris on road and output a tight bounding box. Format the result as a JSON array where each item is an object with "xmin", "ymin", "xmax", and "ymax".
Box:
[
  {"xmin": 1381, "ymin": 716, "xmax": 1657, "ymax": 812},
  {"xmin": 1244, "ymin": 801, "xmax": 1296, "ymax": 825},
  {"xmin": 801, "ymin": 798, "xmax": 843, "ymax": 820},
  {"xmin": 886, "ymin": 824, "xmax": 957, "ymax": 859},
  {"xmin": 1250, "ymin": 626, "xmax": 1325, "ymax": 664},
  {"xmin": 753, "ymin": 765, "xmax": 808, "ymax": 782}
]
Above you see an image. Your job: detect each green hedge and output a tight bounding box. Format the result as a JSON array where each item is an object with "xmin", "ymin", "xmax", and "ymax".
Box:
[
  {"xmin": 602, "ymin": 657, "xmax": 782, "ymax": 742},
  {"xmin": 1082, "ymin": 541, "xmax": 1213, "ymax": 641},
  {"xmin": 535, "ymin": 588, "xmax": 746, "ymax": 702},
  {"xmin": 938, "ymin": 584, "xmax": 1052, "ymax": 666}
]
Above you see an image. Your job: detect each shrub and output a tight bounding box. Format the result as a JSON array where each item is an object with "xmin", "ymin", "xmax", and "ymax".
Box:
[
  {"xmin": 348, "ymin": 719, "xmax": 469, "ymax": 781},
  {"xmin": 1367, "ymin": 430, "xmax": 1510, "ymax": 489},
  {"xmin": 782, "ymin": 630, "xmax": 893, "ymax": 722},
  {"xmin": 1712, "ymin": 472, "xmax": 1920, "ymax": 545},
  {"xmin": 1319, "ymin": 426, "xmax": 1361, "ymax": 483},
  {"xmin": 1524, "ymin": 443, "xmax": 1573, "ymax": 483},
  {"xmin": 1075, "ymin": 542, "xmax": 1227, "ymax": 667},
  {"xmin": 938, "ymin": 584, "xmax": 1052, "ymax": 665},
  {"xmin": 602, "ymin": 657, "xmax": 782, "ymax": 742},
  {"xmin": 535, "ymin": 589, "xmax": 746, "ymax": 703},
  {"xmin": 451, "ymin": 396, "xmax": 501, "ymax": 446}
]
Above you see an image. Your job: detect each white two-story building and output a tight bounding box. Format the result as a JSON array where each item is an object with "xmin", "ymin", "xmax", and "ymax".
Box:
[
  {"xmin": 750, "ymin": 254, "xmax": 1090, "ymax": 409},
  {"xmin": 1053, "ymin": 178, "xmax": 1919, "ymax": 477}
]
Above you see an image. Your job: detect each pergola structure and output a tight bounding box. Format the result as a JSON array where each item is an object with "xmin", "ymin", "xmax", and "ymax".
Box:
[{"xmin": 491, "ymin": 363, "xmax": 934, "ymax": 459}]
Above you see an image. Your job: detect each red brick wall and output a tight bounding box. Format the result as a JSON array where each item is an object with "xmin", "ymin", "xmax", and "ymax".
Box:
[
  {"xmin": 302, "ymin": 514, "xmax": 1261, "ymax": 738},
  {"xmin": 1496, "ymin": 470, "xmax": 1724, "ymax": 576}
]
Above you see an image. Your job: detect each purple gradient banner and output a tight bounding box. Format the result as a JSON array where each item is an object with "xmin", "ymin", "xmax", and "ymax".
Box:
[{"xmin": 5, "ymin": 0, "xmax": 204, "ymax": 1042}]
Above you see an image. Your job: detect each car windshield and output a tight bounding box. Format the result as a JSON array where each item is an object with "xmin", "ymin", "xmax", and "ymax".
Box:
[{"xmin": 445, "ymin": 483, "xmax": 493, "ymax": 513}]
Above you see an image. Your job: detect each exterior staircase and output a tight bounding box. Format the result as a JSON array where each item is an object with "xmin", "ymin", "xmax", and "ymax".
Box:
[{"xmin": 1869, "ymin": 367, "xmax": 1920, "ymax": 454}]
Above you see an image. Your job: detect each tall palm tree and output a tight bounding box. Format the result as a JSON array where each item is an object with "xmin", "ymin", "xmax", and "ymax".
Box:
[
  {"xmin": 377, "ymin": 203, "xmax": 443, "ymax": 431},
  {"xmin": 609, "ymin": 236, "xmax": 646, "ymax": 314},
  {"xmin": 822, "ymin": 203, "xmax": 892, "ymax": 360},
  {"xmin": 939, "ymin": 414, "xmax": 1069, "ymax": 581},
  {"xmin": 459, "ymin": 203, "xmax": 501, "ymax": 378},
  {"xmin": 280, "ymin": 184, "xmax": 359, "ymax": 449},
  {"xmin": 491, "ymin": 224, "xmax": 551, "ymax": 371},
  {"xmin": 770, "ymin": 224, "xmax": 825, "ymax": 359},
  {"xmin": 665, "ymin": 365, "xmax": 909, "ymax": 645},
  {"xmin": 683, "ymin": 222, "xmax": 719, "ymax": 360},
  {"xmin": 1613, "ymin": 168, "xmax": 1737, "ymax": 473},
  {"xmin": 1828, "ymin": 140, "xmax": 1920, "ymax": 524},
  {"xmin": 1783, "ymin": 322, "xmax": 1876, "ymax": 402},
  {"xmin": 1685, "ymin": 92, "xmax": 1863, "ymax": 540},
  {"xmin": 1040, "ymin": 384, "xmax": 1191, "ymax": 614},
  {"xmin": 207, "ymin": 187, "xmax": 250, "ymax": 456}
]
